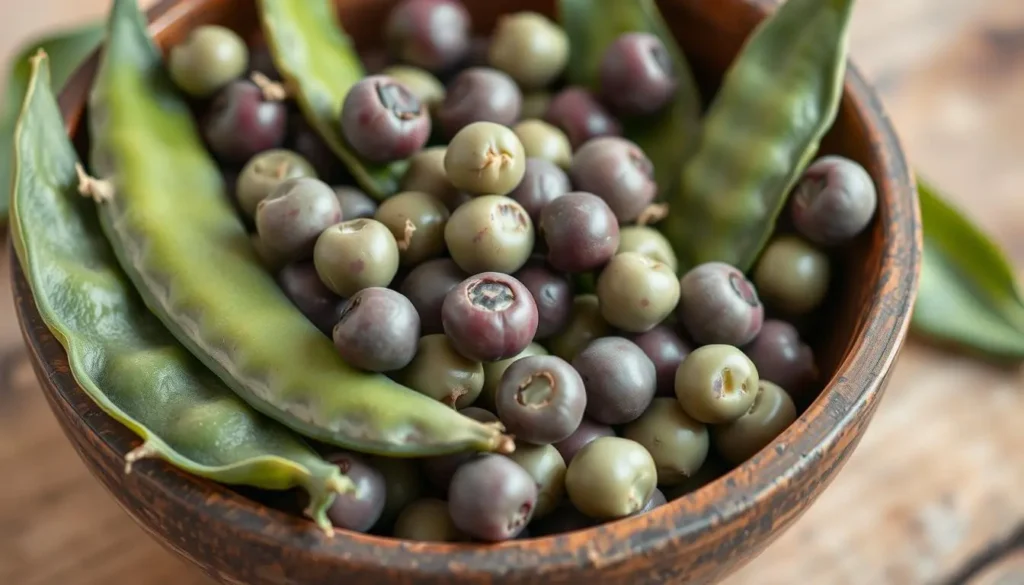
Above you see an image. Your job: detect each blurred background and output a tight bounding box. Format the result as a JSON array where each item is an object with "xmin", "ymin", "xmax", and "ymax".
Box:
[{"xmin": 0, "ymin": 0, "xmax": 1022, "ymax": 584}]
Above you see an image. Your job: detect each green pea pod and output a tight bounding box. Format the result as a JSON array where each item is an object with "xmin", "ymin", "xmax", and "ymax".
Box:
[
  {"xmin": 558, "ymin": 0, "xmax": 703, "ymax": 194},
  {"xmin": 87, "ymin": 0, "xmax": 512, "ymax": 457},
  {"xmin": 10, "ymin": 50, "xmax": 353, "ymax": 535},
  {"xmin": 664, "ymin": 0, "xmax": 855, "ymax": 273},
  {"xmin": 0, "ymin": 23, "xmax": 105, "ymax": 225},
  {"xmin": 911, "ymin": 179, "xmax": 1024, "ymax": 361},
  {"xmin": 256, "ymin": 0, "xmax": 406, "ymax": 200}
]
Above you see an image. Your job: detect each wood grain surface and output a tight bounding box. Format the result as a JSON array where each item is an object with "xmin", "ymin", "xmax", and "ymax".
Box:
[{"xmin": 0, "ymin": 0, "xmax": 1021, "ymax": 584}]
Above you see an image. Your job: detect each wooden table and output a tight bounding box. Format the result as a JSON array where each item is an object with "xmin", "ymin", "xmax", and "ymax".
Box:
[{"xmin": 1, "ymin": 1, "xmax": 1022, "ymax": 584}]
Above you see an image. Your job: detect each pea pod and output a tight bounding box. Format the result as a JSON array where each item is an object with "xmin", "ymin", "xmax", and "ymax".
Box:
[
  {"xmin": 10, "ymin": 50, "xmax": 353, "ymax": 534},
  {"xmin": 86, "ymin": 0, "xmax": 511, "ymax": 458},
  {"xmin": 558, "ymin": 0, "xmax": 703, "ymax": 193},
  {"xmin": 664, "ymin": 0, "xmax": 855, "ymax": 273},
  {"xmin": 256, "ymin": 0, "xmax": 406, "ymax": 200}
]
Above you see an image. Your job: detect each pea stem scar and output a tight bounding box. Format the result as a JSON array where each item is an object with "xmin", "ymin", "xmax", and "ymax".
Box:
[
  {"xmin": 636, "ymin": 203, "xmax": 669, "ymax": 226},
  {"xmin": 30, "ymin": 48, "xmax": 48, "ymax": 66},
  {"xmin": 479, "ymin": 146, "xmax": 513, "ymax": 173},
  {"xmin": 250, "ymin": 71, "xmax": 289, "ymax": 101},
  {"xmin": 445, "ymin": 386, "xmax": 468, "ymax": 407},
  {"xmin": 397, "ymin": 218, "xmax": 417, "ymax": 250},
  {"xmin": 74, "ymin": 163, "xmax": 115, "ymax": 203}
]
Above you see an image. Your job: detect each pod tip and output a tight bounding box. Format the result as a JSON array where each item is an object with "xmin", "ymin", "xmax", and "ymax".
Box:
[
  {"xmin": 30, "ymin": 48, "xmax": 49, "ymax": 66},
  {"xmin": 496, "ymin": 434, "xmax": 516, "ymax": 454},
  {"xmin": 307, "ymin": 507, "xmax": 336, "ymax": 538},
  {"xmin": 326, "ymin": 474, "xmax": 355, "ymax": 495}
]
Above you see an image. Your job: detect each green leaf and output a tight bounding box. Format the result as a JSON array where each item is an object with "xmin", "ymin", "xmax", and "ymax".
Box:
[
  {"xmin": 0, "ymin": 23, "xmax": 105, "ymax": 226},
  {"xmin": 558, "ymin": 0, "xmax": 703, "ymax": 194},
  {"xmin": 911, "ymin": 178, "xmax": 1024, "ymax": 360}
]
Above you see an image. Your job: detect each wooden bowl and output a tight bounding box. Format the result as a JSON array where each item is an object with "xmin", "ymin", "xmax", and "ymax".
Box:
[{"xmin": 12, "ymin": 0, "xmax": 921, "ymax": 583}]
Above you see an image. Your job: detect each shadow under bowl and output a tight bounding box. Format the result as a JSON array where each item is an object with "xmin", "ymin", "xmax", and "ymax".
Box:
[{"xmin": 11, "ymin": 0, "xmax": 921, "ymax": 583}]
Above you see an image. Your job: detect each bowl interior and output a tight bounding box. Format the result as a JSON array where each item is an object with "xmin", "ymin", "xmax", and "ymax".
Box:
[
  {"xmin": 138, "ymin": 0, "xmax": 882, "ymax": 415},
  {"xmin": 41, "ymin": 0, "xmax": 918, "ymax": 575}
]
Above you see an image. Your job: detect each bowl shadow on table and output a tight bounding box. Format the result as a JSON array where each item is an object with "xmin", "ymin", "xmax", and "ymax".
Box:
[{"xmin": 13, "ymin": 0, "xmax": 920, "ymax": 584}]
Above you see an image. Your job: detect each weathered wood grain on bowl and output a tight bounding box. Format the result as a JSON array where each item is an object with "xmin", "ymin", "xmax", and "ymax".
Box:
[{"xmin": 13, "ymin": 0, "xmax": 921, "ymax": 583}]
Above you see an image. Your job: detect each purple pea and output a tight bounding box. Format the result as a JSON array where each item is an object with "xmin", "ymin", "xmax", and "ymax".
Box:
[
  {"xmin": 399, "ymin": 258, "xmax": 468, "ymax": 335},
  {"xmin": 572, "ymin": 337, "xmax": 657, "ymax": 425},
  {"xmin": 448, "ymin": 454, "xmax": 538, "ymax": 541},
  {"xmin": 334, "ymin": 186, "xmax": 378, "ymax": 220},
  {"xmin": 742, "ymin": 319, "xmax": 818, "ymax": 395},
  {"xmin": 441, "ymin": 273, "xmax": 539, "ymax": 362},
  {"xmin": 630, "ymin": 325, "xmax": 691, "ymax": 396},
  {"xmin": 276, "ymin": 262, "xmax": 348, "ymax": 335},
  {"xmin": 325, "ymin": 452, "xmax": 387, "ymax": 533},
  {"xmin": 385, "ymin": 0, "xmax": 471, "ymax": 73},
  {"xmin": 437, "ymin": 67, "xmax": 522, "ymax": 139},
  {"xmin": 544, "ymin": 87, "xmax": 622, "ymax": 150},
  {"xmin": 332, "ymin": 287, "xmax": 421, "ymax": 372},
  {"xmin": 540, "ymin": 192, "xmax": 620, "ymax": 273},
  {"xmin": 340, "ymin": 76, "xmax": 431, "ymax": 164},
  {"xmin": 496, "ymin": 355, "xmax": 587, "ymax": 445},
  {"xmin": 254, "ymin": 177, "xmax": 342, "ymax": 263},
  {"xmin": 570, "ymin": 136, "xmax": 657, "ymax": 224},
  {"xmin": 202, "ymin": 80, "xmax": 288, "ymax": 165},
  {"xmin": 513, "ymin": 259, "xmax": 574, "ymax": 340},
  {"xmin": 507, "ymin": 158, "xmax": 571, "ymax": 225},
  {"xmin": 677, "ymin": 262, "xmax": 764, "ymax": 346},
  {"xmin": 790, "ymin": 155, "xmax": 878, "ymax": 246},
  {"xmin": 599, "ymin": 33, "xmax": 679, "ymax": 117}
]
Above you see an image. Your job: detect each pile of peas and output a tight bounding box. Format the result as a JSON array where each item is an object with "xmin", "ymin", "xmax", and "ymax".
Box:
[{"xmin": 156, "ymin": 0, "xmax": 876, "ymax": 542}]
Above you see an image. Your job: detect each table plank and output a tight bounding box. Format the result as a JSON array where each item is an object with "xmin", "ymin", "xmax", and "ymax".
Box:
[{"xmin": 1, "ymin": 1, "xmax": 1022, "ymax": 584}]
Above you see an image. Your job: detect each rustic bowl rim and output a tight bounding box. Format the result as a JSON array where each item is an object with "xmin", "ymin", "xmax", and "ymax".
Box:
[{"xmin": 12, "ymin": 0, "xmax": 922, "ymax": 579}]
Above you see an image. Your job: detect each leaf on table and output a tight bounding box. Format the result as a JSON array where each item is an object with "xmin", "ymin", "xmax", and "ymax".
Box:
[
  {"xmin": 911, "ymin": 178, "xmax": 1024, "ymax": 361},
  {"xmin": 557, "ymin": 0, "xmax": 703, "ymax": 194},
  {"xmin": 0, "ymin": 23, "xmax": 105, "ymax": 226}
]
